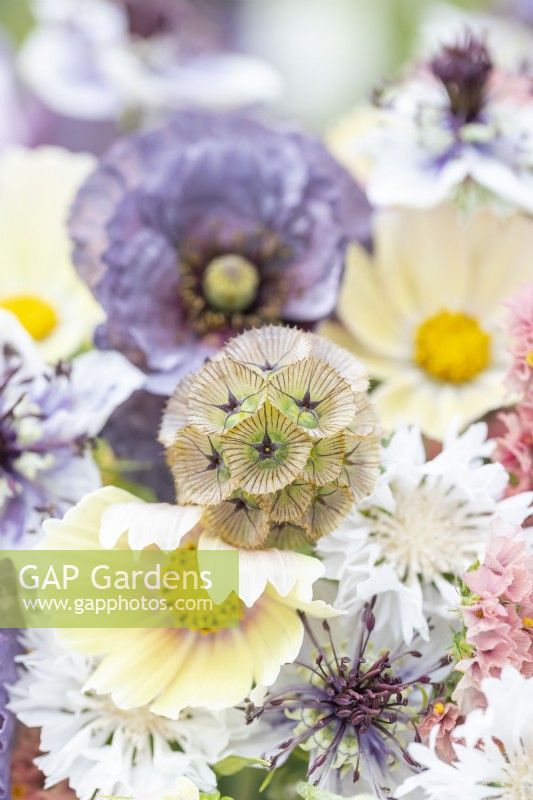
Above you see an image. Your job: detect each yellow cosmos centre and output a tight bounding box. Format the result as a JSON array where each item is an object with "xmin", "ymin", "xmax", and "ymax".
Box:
[
  {"xmin": 523, "ymin": 616, "xmax": 533, "ymax": 628},
  {"xmin": 414, "ymin": 310, "xmax": 491, "ymax": 383},
  {"xmin": 527, "ymin": 350, "xmax": 533, "ymax": 368},
  {"xmin": 433, "ymin": 702, "xmax": 446, "ymax": 716},
  {"xmin": 0, "ymin": 294, "xmax": 58, "ymax": 340}
]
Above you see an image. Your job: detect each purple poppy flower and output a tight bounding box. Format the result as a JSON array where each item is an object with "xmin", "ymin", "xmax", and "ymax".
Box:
[
  {"xmin": 0, "ymin": 311, "xmax": 143, "ymax": 546},
  {"xmin": 69, "ymin": 111, "xmax": 372, "ymax": 395},
  {"xmin": 0, "ymin": 629, "xmax": 19, "ymax": 800}
]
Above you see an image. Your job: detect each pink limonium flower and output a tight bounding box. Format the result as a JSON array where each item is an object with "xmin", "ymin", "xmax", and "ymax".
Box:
[
  {"xmin": 456, "ymin": 520, "xmax": 533, "ymax": 705},
  {"xmin": 495, "ymin": 406, "xmax": 533, "ymax": 495},
  {"xmin": 464, "ymin": 520, "xmax": 533, "ymax": 604}
]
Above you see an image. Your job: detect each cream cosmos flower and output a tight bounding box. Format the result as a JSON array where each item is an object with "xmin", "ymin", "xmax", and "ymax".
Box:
[
  {"xmin": 39, "ymin": 486, "xmax": 338, "ymax": 718},
  {"xmin": 0, "ymin": 146, "xmax": 103, "ymax": 360},
  {"xmin": 321, "ymin": 204, "xmax": 533, "ymax": 439}
]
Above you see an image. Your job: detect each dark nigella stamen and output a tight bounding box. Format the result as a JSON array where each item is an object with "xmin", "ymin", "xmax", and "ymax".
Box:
[
  {"xmin": 0, "ymin": 425, "xmax": 20, "ymax": 471},
  {"xmin": 246, "ymin": 598, "xmax": 431, "ymax": 787},
  {"xmin": 431, "ymin": 34, "xmax": 493, "ymax": 122},
  {"xmin": 122, "ymin": 0, "xmax": 177, "ymax": 39}
]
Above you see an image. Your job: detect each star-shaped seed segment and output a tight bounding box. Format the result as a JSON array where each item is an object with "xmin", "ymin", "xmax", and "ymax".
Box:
[
  {"xmin": 260, "ymin": 480, "xmax": 315, "ymax": 525},
  {"xmin": 159, "ymin": 372, "xmax": 194, "ymax": 446},
  {"xmin": 302, "ymin": 432, "xmax": 345, "ymax": 486},
  {"xmin": 303, "ymin": 484, "xmax": 354, "ymax": 540},
  {"xmin": 188, "ymin": 358, "xmax": 268, "ymax": 433},
  {"xmin": 340, "ymin": 433, "xmax": 381, "ymax": 503},
  {"xmin": 222, "ymin": 403, "xmax": 312, "ymax": 495},
  {"xmin": 202, "ymin": 491, "xmax": 271, "ymax": 548},
  {"xmin": 222, "ymin": 325, "xmax": 311, "ymax": 377},
  {"xmin": 268, "ymin": 356, "xmax": 356, "ymax": 437},
  {"xmin": 166, "ymin": 426, "xmax": 236, "ymax": 505}
]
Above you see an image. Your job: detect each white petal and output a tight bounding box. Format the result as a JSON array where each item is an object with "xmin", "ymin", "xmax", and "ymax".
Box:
[{"xmin": 101, "ymin": 502, "xmax": 204, "ymax": 550}]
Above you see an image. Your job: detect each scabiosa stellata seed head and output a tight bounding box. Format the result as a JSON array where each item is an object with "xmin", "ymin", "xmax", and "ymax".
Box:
[
  {"xmin": 69, "ymin": 111, "xmax": 372, "ymax": 393},
  {"xmin": 160, "ymin": 326, "xmax": 380, "ymax": 549},
  {"xmin": 246, "ymin": 602, "xmax": 451, "ymax": 798},
  {"xmin": 430, "ymin": 33, "xmax": 493, "ymax": 122}
]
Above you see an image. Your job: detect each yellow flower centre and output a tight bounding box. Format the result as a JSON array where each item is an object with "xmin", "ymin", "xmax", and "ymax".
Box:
[
  {"xmin": 523, "ymin": 616, "xmax": 533, "ymax": 628},
  {"xmin": 433, "ymin": 701, "xmax": 446, "ymax": 715},
  {"xmin": 414, "ymin": 310, "xmax": 491, "ymax": 383},
  {"xmin": 203, "ymin": 254, "xmax": 260, "ymax": 313},
  {"xmin": 0, "ymin": 294, "xmax": 58, "ymax": 340},
  {"xmin": 526, "ymin": 350, "xmax": 533, "ymax": 368}
]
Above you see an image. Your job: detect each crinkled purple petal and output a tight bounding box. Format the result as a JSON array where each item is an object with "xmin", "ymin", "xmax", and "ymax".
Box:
[{"xmin": 69, "ymin": 110, "xmax": 371, "ymax": 384}]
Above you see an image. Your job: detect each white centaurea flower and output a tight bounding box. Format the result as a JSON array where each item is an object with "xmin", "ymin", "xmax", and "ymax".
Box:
[
  {"xmin": 9, "ymin": 630, "xmax": 244, "ymax": 800},
  {"xmin": 318, "ymin": 424, "xmax": 532, "ymax": 643}
]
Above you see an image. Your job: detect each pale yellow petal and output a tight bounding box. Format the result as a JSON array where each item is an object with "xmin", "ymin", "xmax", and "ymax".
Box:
[
  {"xmin": 337, "ymin": 244, "xmax": 409, "ymax": 357},
  {"xmin": 467, "ymin": 209, "xmax": 533, "ymax": 317},
  {"xmin": 373, "ymin": 205, "xmax": 472, "ymax": 319},
  {"xmin": 317, "ymin": 320, "xmax": 404, "ymax": 380}
]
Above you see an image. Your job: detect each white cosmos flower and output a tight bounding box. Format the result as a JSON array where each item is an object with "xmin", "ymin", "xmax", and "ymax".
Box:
[
  {"xmin": 0, "ymin": 146, "xmax": 103, "ymax": 361},
  {"xmin": 397, "ymin": 666, "xmax": 533, "ymax": 799},
  {"xmin": 318, "ymin": 424, "xmax": 533, "ymax": 644},
  {"xmin": 39, "ymin": 486, "xmax": 339, "ymax": 717},
  {"xmin": 320, "ymin": 203, "xmax": 533, "ymax": 439},
  {"xmin": 8, "ymin": 629, "xmax": 245, "ymax": 800}
]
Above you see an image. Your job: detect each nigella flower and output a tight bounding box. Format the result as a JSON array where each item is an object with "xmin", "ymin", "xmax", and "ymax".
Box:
[
  {"xmin": 0, "ymin": 629, "xmax": 19, "ymax": 800},
  {"xmin": 160, "ymin": 326, "xmax": 380, "ymax": 548},
  {"xmin": 331, "ymin": 33, "xmax": 533, "ymax": 211},
  {"xmin": 246, "ymin": 601, "xmax": 452, "ymax": 799},
  {"xmin": 0, "ymin": 310, "xmax": 143, "ymax": 545},
  {"xmin": 69, "ymin": 112, "xmax": 371, "ymax": 394},
  {"xmin": 19, "ymin": 0, "xmax": 282, "ymax": 123},
  {"xmin": 318, "ymin": 424, "xmax": 533, "ymax": 645}
]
